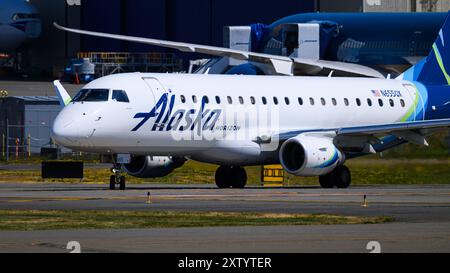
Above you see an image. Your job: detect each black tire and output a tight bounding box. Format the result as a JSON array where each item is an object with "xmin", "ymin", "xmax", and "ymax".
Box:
[
  {"xmin": 215, "ymin": 166, "xmax": 231, "ymax": 188},
  {"xmin": 335, "ymin": 166, "xmax": 351, "ymax": 189},
  {"xmin": 109, "ymin": 175, "xmax": 116, "ymax": 190},
  {"xmin": 319, "ymin": 173, "xmax": 335, "ymax": 188},
  {"xmin": 231, "ymin": 167, "xmax": 247, "ymax": 188},
  {"xmin": 119, "ymin": 176, "xmax": 126, "ymax": 190}
]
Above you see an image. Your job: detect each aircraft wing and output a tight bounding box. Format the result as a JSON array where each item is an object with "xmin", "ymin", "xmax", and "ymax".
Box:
[
  {"xmin": 276, "ymin": 118, "xmax": 450, "ymax": 148},
  {"xmin": 53, "ymin": 22, "xmax": 384, "ymax": 78},
  {"xmin": 335, "ymin": 118, "xmax": 450, "ymax": 136}
]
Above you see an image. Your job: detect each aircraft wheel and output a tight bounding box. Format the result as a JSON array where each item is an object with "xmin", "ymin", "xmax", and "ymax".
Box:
[
  {"xmin": 334, "ymin": 166, "xmax": 351, "ymax": 189},
  {"xmin": 215, "ymin": 166, "xmax": 231, "ymax": 188},
  {"xmin": 231, "ymin": 166, "xmax": 247, "ymax": 188},
  {"xmin": 319, "ymin": 173, "xmax": 335, "ymax": 189},
  {"xmin": 119, "ymin": 176, "xmax": 126, "ymax": 190},
  {"xmin": 109, "ymin": 175, "xmax": 116, "ymax": 190}
]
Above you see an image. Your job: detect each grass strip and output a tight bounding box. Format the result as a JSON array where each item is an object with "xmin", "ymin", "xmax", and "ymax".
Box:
[
  {"xmin": 0, "ymin": 159, "xmax": 449, "ymax": 185},
  {"xmin": 0, "ymin": 210, "xmax": 393, "ymax": 231}
]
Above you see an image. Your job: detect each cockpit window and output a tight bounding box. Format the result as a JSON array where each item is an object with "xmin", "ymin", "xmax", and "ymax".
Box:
[
  {"xmin": 12, "ymin": 13, "xmax": 40, "ymax": 21},
  {"xmin": 72, "ymin": 89, "xmax": 109, "ymax": 102},
  {"xmin": 112, "ymin": 90, "xmax": 130, "ymax": 103}
]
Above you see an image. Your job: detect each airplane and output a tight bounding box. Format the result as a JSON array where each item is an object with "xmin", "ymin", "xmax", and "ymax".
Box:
[
  {"xmin": 0, "ymin": 0, "xmax": 41, "ymax": 65},
  {"xmin": 51, "ymin": 12, "xmax": 450, "ymax": 190},
  {"xmin": 0, "ymin": 0, "xmax": 41, "ymax": 52},
  {"xmin": 255, "ymin": 12, "xmax": 448, "ymax": 73},
  {"xmin": 194, "ymin": 12, "xmax": 447, "ymax": 77}
]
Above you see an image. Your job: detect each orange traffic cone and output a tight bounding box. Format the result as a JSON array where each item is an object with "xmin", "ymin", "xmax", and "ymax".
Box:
[{"xmin": 75, "ymin": 72, "xmax": 80, "ymax": 85}]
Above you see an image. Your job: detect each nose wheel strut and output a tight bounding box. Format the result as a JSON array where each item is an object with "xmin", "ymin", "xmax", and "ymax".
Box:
[{"xmin": 110, "ymin": 163, "xmax": 126, "ymax": 190}]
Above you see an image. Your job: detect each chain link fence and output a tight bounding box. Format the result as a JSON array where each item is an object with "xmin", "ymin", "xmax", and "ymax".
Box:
[{"xmin": 1, "ymin": 123, "xmax": 67, "ymax": 161}]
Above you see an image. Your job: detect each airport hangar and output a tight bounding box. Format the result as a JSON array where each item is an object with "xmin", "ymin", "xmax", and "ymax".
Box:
[{"xmin": 20, "ymin": 0, "xmax": 450, "ymax": 77}]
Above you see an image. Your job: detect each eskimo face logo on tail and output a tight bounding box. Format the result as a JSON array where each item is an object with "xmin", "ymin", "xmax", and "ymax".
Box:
[{"xmin": 132, "ymin": 93, "xmax": 222, "ymax": 132}]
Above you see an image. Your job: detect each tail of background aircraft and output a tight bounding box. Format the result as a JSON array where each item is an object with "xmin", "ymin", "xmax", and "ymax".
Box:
[
  {"xmin": 399, "ymin": 11, "xmax": 450, "ymax": 85},
  {"xmin": 53, "ymin": 80, "xmax": 71, "ymax": 107}
]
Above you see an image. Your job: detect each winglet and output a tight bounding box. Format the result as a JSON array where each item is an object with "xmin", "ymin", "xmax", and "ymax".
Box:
[{"xmin": 53, "ymin": 80, "xmax": 71, "ymax": 107}]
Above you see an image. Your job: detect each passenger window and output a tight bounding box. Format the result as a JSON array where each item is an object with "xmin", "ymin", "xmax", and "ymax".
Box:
[
  {"xmin": 112, "ymin": 90, "xmax": 130, "ymax": 103},
  {"xmin": 356, "ymin": 98, "xmax": 361, "ymax": 106},
  {"xmin": 310, "ymin": 97, "xmax": 315, "ymax": 106},
  {"xmin": 344, "ymin": 98, "xmax": 349, "ymax": 106},
  {"xmin": 321, "ymin": 98, "xmax": 326, "ymax": 106},
  {"xmin": 332, "ymin": 98, "xmax": 337, "ymax": 106},
  {"xmin": 180, "ymin": 95, "xmax": 186, "ymax": 103},
  {"xmin": 239, "ymin": 96, "xmax": 244, "ymax": 104},
  {"xmin": 192, "ymin": 95, "xmax": 197, "ymax": 103},
  {"xmin": 378, "ymin": 99, "xmax": 384, "ymax": 107},
  {"xmin": 389, "ymin": 99, "xmax": 394, "ymax": 107},
  {"xmin": 285, "ymin": 97, "xmax": 290, "ymax": 105},
  {"xmin": 73, "ymin": 89, "xmax": 109, "ymax": 102},
  {"xmin": 227, "ymin": 96, "xmax": 233, "ymax": 104},
  {"xmin": 367, "ymin": 98, "xmax": 372, "ymax": 106},
  {"xmin": 273, "ymin": 97, "xmax": 278, "ymax": 105},
  {"xmin": 400, "ymin": 99, "xmax": 406, "ymax": 107},
  {"xmin": 215, "ymin": 96, "xmax": 221, "ymax": 104},
  {"xmin": 250, "ymin": 96, "xmax": 256, "ymax": 105},
  {"xmin": 298, "ymin": 97, "xmax": 303, "ymax": 105},
  {"xmin": 203, "ymin": 96, "xmax": 209, "ymax": 104},
  {"xmin": 262, "ymin": 97, "xmax": 267, "ymax": 105}
]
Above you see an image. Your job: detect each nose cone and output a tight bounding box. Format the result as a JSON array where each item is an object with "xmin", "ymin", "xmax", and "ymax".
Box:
[
  {"xmin": 51, "ymin": 110, "xmax": 76, "ymax": 147},
  {"xmin": 52, "ymin": 107, "xmax": 94, "ymax": 148}
]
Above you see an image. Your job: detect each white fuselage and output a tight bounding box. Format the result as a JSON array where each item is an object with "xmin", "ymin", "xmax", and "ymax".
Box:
[{"xmin": 52, "ymin": 73, "xmax": 422, "ymax": 165}]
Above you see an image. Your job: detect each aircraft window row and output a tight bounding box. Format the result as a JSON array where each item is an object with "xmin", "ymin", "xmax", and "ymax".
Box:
[
  {"xmin": 72, "ymin": 89, "xmax": 109, "ymax": 102},
  {"xmin": 179, "ymin": 95, "xmax": 407, "ymax": 108}
]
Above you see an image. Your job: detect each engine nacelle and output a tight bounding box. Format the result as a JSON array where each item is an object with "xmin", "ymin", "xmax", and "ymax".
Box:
[
  {"xmin": 279, "ymin": 134, "xmax": 345, "ymax": 176},
  {"xmin": 123, "ymin": 155, "xmax": 186, "ymax": 178}
]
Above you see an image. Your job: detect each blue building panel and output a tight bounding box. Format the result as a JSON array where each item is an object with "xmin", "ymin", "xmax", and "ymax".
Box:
[
  {"xmin": 122, "ymin": 0, "xmax": 166, "ymax": 52},
  {"xmin": 80, "ymin": 0, "xmax": 122, "ymax": 51},
  {"xmin": 166, "ymin": 0, "xmax": 212, "ymax": 45}
]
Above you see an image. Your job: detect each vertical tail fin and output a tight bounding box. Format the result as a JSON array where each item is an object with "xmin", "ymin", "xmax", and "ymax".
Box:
[{"xmin": 398, "ymin": 11, "xmax": 450, "ymax": 85}]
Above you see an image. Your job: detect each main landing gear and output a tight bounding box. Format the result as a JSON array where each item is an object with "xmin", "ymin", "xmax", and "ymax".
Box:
[
  {"xmin": 319, "ymin": 165, "xmax": 351, "ymax": 189},
  {"xmin": 215, "ymin": 166, "xmax": 247, "ymax": 188},
  {"xmin": 110, "ymin": 163, "xmax": 126, "ymax": 190}
]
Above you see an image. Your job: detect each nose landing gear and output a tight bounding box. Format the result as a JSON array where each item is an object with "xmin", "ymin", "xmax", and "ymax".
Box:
[{"xmin": 110, "ymin": 164, "xmax": 126, "ymax": 190}]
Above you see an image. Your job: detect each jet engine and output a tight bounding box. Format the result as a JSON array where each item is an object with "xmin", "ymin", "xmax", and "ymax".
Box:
[
  {"xmin": 123, "ymin": 155, "xmax": 186, "ymax": 178},
  {"xmin": 279, "ymin": 134, "xmax": 345, "ymax": 176}
]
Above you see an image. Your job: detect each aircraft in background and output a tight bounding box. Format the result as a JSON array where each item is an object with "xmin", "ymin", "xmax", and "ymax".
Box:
[
  {"xmin": 195, "ymin": 12, "xmax": 448, "ymax": 77},
  {"xmin": 51, "ymin": 13, "xmax": 450, "ymax": 190},
  {"xmin": 54, "ymin": 12, "xmax": 448, "ymax": 79},
  {"xmin": 261, "ymin": 12, "xmax": 447, "ymax": 73},
  {"xmin": 0, "ymin": 0, "xmax": 41, "ymax": 65}
]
